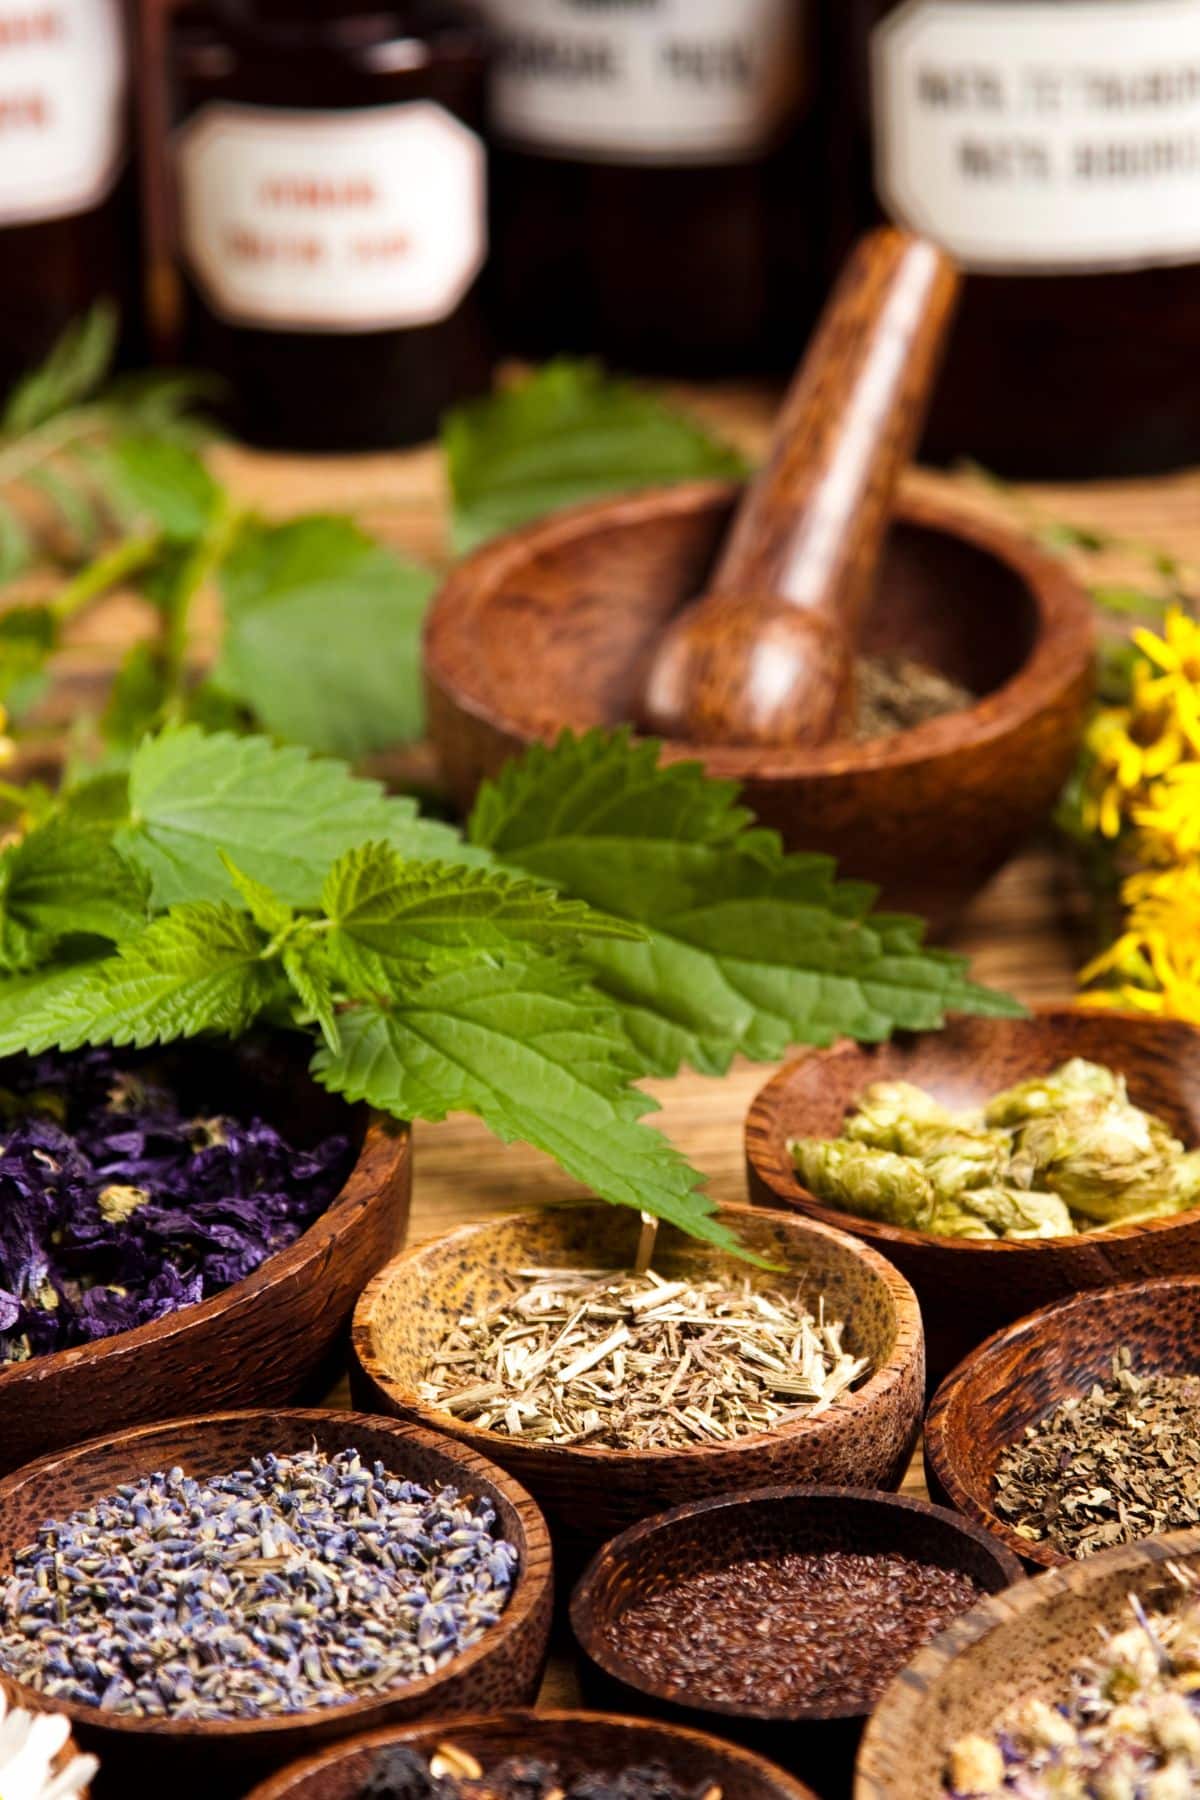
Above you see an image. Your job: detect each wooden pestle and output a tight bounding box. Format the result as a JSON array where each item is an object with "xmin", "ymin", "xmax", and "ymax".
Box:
[{"xmin": 638, "ymin": 229, "xmax": 961, "ymax": 748}]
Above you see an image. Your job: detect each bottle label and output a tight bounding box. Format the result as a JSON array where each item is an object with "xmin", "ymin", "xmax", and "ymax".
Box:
[
  {"xmin": 478, "ymin": 0, "xmax": 806, "ymax": 165},
  {"xmin": 0, "ymin": 0, "xmax": 125, "ymax": 225},
  {"xmin": 873, "ymin": 0, "xmax": 1200, "ymax": 273},
  {"xmin": 176, "ymin": 101, "xmax": 487, "ymax": 333}
]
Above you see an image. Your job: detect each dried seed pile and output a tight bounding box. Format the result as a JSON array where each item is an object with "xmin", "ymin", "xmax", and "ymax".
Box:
[
  {"xmin": 420, "ymin": 1266, "xmax": 869, "ymax": 1450},
  {"xmin": 994, "ymin": 1349, "xmax": 1200, "ymax": 1559},
  {"xmin": 0, "ymin": 1449, "xmax": 519, "ymax": 1721},
  {"xmin": 362, "ymin": 1744, "xmax": 722, "ymax": 1800},
  {"xmin": 602, "ymin": 1550, "xmax": 985, "ymax": 1712}
]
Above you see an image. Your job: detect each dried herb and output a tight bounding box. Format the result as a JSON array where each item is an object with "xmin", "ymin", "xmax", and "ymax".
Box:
[
  {"xmin": 946, "ymin": 1573, "xmax": 1200, "ymax": 1798},
  {"xmin": 419, "ymin": 1266, "xmax": 868, "ymax": 1450},
  {"xmin": 994, "ymin": 1348, "xmax": 1200, "ymax": 1558},
  {"xmin": 853, "ymin": 654, "xmax": 975, "ymax": 741},
  {"xmin": 790, "ymin": 1060, "xmax": 1198, "ymax": 1240},
  {"xmin": 362, "ymin": 1746, "xmax": 722, "ymax": 1800},
  {"xmin": 604, "ymin": 1549, "xmax": 984, "ymax": 1713}
]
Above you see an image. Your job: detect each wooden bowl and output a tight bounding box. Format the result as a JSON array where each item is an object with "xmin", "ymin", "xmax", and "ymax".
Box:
[
  {"xmin": 570, "ymin": 1486, "xmax": 1022, "ymax": 1790},
  {"xmin": 242, "ymin": 1709, "xmax": 818, "ymax": 1800},
  {"xmin": 0, "ymin": 1037, "xmax": 411, "ymax": 1475},
  {"xmin": 745, "ymin": 1009, "xmax": 1200, "ymax": 1385},
  {"xmin": 350, "ymin": 1203, "xmax": 925, "ymax": 1559},
  {"xmin": 0, "ymin": 1410, "xmax": 553, "ymax": 1800},
  {"xmin": 925, "ymin": 1273, "xmax": 1200, "ymax": 1570},
  {"xmin": 856, "ymin": 1527, "xmax": 1200, "ymax": 1800},
  {"xmin": 423, "ymin": 482, "xmax": 1093, "ymax": 927}
]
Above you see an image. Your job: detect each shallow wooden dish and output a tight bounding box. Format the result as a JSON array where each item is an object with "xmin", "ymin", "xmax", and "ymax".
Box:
[
  {"xmin": 745, "ymin": 1009, "xmax": 1200, "ymax": 1384},
  {"xmin": 243, "ymin": 1708, "xmax": 818, "ymax": 1800},
  {"xmin": 351, "ymin": 1202, "xmax": 924, "ymax": 1559},
  {"xmin": 925, "ymin": 1273, "xmax": 1200, "ymax": 1570},
  {"xmin": 0, "ymin": 1410, "xmax": 553, "ymax": 1799},
  {"xmin": 571, "ymin": 1486, "xmax": 1021, "ymax": 1789},
  {"xmin": 424, "ymin": 482, "xmax": 1093, "ymax": 927},
  {"xmin": 856, "ymin": 1527, "xmax": 1200, "ymax": 1800},
  {"xmin": 0, "ymin": 1037, "xmax": 412, "ymax": 1474}
]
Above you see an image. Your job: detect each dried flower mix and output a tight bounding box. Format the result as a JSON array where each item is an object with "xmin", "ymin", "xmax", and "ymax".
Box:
[
  {"xmin": 601, "ymin": 1550, "xmax": 985, "ymax": 1714},
  {"xmin": 993, "ymin": 1349, "xmax": 1200, "ymax": 1559},
  {"xmin": 946, "ymin": 1579, "xmax": 1200, "ymax": 1800},
  {"xmin": 419, "ymin": 1265, "xmax": 869, "ymax": 1450},
  {"xmin": 0, "ymin": 1449, "xmax": 519, "ymax": 1721},
  {"xmin": 790, "ymin": 1059, "xmax": 1200, "ymax": 1239},
  {"xmin": 0, "ymin": 1688, "xmax": 96, "ymax": 1800},
  {"xmin": 359, "ymin": 1745, "xmax": 723, "ymax": 1800},
  {"xmin": 854, "ymin": 653, "xmax": 975, "ymax": 741},
  {"xmin": 0, "ymin": 1047, "xmax": 351, "ymax": 1366}
]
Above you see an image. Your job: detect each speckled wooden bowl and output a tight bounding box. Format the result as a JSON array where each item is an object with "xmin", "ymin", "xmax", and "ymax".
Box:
[
  {"xmin": 243, "ymin": 1709, "xmax": 819, "ymax": 1800},
  {"xmin": 0, "ymin": 1037, "xmax": 411, "ymax": 1475},
  {"xmin": 0, "ymin": 1410, "xmax": 553, "ymax": 1800},
  {"xmin": 924, "ymin": 1273, "xmax": 1200, "ymax": 1570},
  {"xmin": 351, "ymin": 1202, "xmax": 924, "ymax": 1559},
  {"xmin": 424, "ymin": 483, "xmax": 1093, "ymax": 928},
  {"xmin": 745, "ymin": 1009, "xmax": 1200, "ymax": 1386},
  {"xmin": 571, "ymin": 1487, "xmax": 1022, "ymax": 1790},
  {"xmin": 856, "ymin": 1528, "xmax": 1200, "ymax": 1800}
]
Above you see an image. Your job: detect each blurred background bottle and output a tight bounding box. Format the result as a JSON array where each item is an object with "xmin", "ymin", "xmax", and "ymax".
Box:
[
  {"xmin": 833, "ymin": 0, "xmax": 1200, "ymax": 477},
  {"xmin": 169, "ymin": 0, "xmax": 491, "ymax": 451},
  {"xmin": 480, "ymin": 0, "xmax": 820, "ymax": 376},
  {"xmin": 0, "ymin": 0, "xmax": 135, "ymax": 390}
]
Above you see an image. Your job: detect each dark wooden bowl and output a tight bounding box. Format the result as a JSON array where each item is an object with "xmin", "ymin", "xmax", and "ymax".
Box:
[
  {"xmin": 0, "ymin": 1410, "xmax": 553, "ymax": 1800},
  {"xmin": 745, "ymin": 1009, "xmax": 1200, "ymax": 1386},
  {"xmin": 243, "ymin": 1709, "xmax": 818, "ymax": 1800},
  {"xmin": 856, "ymin": 1527, "xmax": 1200, "ymax": 1800},
  {"xmin": 571, "ymin": 1486, "xmax": 1022, "ymax": 1791},
  {"xmin": 925, "ymin": 1273, "xmax": 1200, "ymax": 1570},
  {"xmin": 0, "ymin": 1037, "xmax": 412, "ymax": 1474},
  {"xmin": 351, "ymin": 1203, "xmax": 925, "ymax": 1562},
  {"xmin": 423, "ymin": 482, "xmax": 1093, "ymax": 927}
]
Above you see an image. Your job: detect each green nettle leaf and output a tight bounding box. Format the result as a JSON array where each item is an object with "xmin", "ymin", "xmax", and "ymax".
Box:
[
  {"xmin": 59, "ymin": 770, "xmax": 133, "ymax": 831},
  {"xmin": 320, "ymin": 841, "xmax": 641, "ymax": 990},
  {"xmin": 0, "ymin": 955, "xmax": 115, "ymax": 1057},
  {"xmin": 117, "ymin": 727, "xmax": 475, "ymax": 910},
  {"xmin": 25, "ymin": 463, "xmax": 103, "ymax": 553},
  {"xmin": 30, "ymin": 903, "xmax": 278, "ymax": 1050},
  {"xmin": 215, "ymin": 517, "xmax": 436, "ymax": 756},
  {"xmin": 0, "ymin": 819, "xmax": 148, "ymax": 953},
  {"xmin": 107, "ymin": 436, "xmax": 220, "ymax": 542},
  {"xmin": 102, "ymin": 641, "xmax": 168, "ymax": 747},
  {"xmin": 219, "ymin": 853, "xmax": 295, "ymax": 938},
  {"xmin": 281, "ymin": 942, "xmax": 339, "ymax": 1053},
  {"xmin": 471, "ymin": 729, "xmax": 1022, "ymax": 1076},
  {"xmin": 2, "ymin": 302, "xmax": 117, "ymax": 434},
  {"xmin": 313, "ymin": 955, "xmax": 740, "ymax": 1250},
  {"xmin": 444, "ymin": 359, "xmax": 749, "ymax": 554},
  {"xmin": 0, "ymin": 604, "xmax": 59, "ymax": 707}
]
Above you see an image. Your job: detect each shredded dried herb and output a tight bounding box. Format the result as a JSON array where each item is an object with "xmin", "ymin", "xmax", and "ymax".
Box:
[{"xmin": 853, "ymin": 654, "xmax": 976, "ymax": 741}]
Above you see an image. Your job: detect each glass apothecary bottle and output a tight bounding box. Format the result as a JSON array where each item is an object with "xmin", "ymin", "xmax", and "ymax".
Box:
[
  {"xmin": 832, "ymin": 0, "xmax": 1200, "ymax": 477},
  {"xmin": 479, "ymin": 0, "xmax": 820, "ymax": 376},
  {"xmin": 0, "ymin": 0, "xmax": 134, "ymax": 391},
  {"xmin": 169, "ymin": 0, "xmax": 491, "ymax": 451}
]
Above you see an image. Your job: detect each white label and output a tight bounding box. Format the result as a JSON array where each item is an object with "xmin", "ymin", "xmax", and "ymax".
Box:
[
  {"xmin": 0, "ymin": 0, "xmax": 125, "ymax": 225},
  {"xmin": 177, "ymin": 101, "xmax": 487, "ymax": 333},
  {"xmin": 874, "ymin": 0, "xmax": 1200, "ymax": 273},
  {"xmin": 479, "ymin": 0, "xmax": 806, "ymax": 165}
]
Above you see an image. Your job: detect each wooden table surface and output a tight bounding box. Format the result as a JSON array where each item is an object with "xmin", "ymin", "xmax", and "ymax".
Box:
[{"xmin": 43, "ymin": 379, "xmax": 1200, "ymax": 1710}]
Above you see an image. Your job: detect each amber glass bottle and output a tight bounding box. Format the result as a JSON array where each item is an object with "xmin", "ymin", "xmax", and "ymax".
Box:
[
  {"xmin": 834, "ymin": 0, "xmax": 1200, "ymax": 477},
  {"xmin": 170, "ymin": 0, "xmax": 491, "ymax": 451},
  {"xmin": 0, "ymin": 0, "xmax": 134, "ymax": 392},
  {"xmin": 481, "ymin": 0, "xmax": 820, "ymax": 375}
]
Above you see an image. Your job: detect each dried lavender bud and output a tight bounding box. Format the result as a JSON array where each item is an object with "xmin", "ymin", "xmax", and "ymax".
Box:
[
  {"xmin": 0, "ymin": 1047, "xmax": 350, "ymax": 1366},
  {"xmin": 0, "ymin": 1448, "xmax": 519, "ymax": 1721}
]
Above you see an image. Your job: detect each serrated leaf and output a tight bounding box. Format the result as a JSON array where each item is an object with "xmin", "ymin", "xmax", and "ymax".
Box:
[
  {"xmin": 0, "ymin": 819, "xmax": 148, "ymax": 953},
  {"xmin": 472, "ymin": 729, "xmax": 1022, "ymax": 1075},
  {"xmin": 313, "ymin": 955, "xmax": 740, "ymax": 1249},
  {"xmin": 282, "ymin": 942, "xmax": 339, "ymax": 1052},
  {"xmin": 219, "ymin": 853, "xmax": 293, "ymax": 937},
  {"xmin": 3, "ymin": 304, "xmax": 117, "ymax": 434},
  {"xmin": 30, "ymin": 903, "xmax": 277, "ymax": 1049},
  {"xmin": 107, "ymin": 436, "xmax": 220, "ymax": 542},
  {"xmin": 0, "ymin": 954, "xmax": 115, "ymax": 1056},
  {"xmin": 214, "ymin": 517, "xmax": 435, "ymax": 756},
  {"xmin": 118, "ymin": 727, "xmax": 476, "ymax": 910},
  {"xmin": 59, "ymin": 770, "xmax": 132, "ymax": 831},
  {"xmin": 320, "ymin": 841, "xmax": 641, "ymax": 990},
  {"xmin": 444, "ymin": 359, "xmax": 749, "ymax": 554}
]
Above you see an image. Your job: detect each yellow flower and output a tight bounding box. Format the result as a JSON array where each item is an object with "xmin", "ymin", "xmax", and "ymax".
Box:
[
  {"xmin": 1133, "ymin": 764, "xmax": 1200, "ymax": 862},
  {"xmin": 1134, "ymin": 607, "xmax": 1200, "ymax": 688},
  {"xmin": 1079, "ymin": 864, "xmax": 1200, "ymax": 1023}
]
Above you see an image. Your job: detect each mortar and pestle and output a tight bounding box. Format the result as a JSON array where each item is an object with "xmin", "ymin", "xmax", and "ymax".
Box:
[{"xmin": 425, "ymin": 230, "xmax": 1096, "ymax": 926}]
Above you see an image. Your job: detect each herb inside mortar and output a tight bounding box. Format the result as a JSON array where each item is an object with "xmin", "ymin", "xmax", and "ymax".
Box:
[
  {"xmin": 853, "ymin": 654, "xmax": 975, "ymax": 740},
  {"xmin": 0, "ymin": 1046, "xmax": 350, "ymax": 1365}
]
